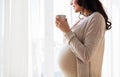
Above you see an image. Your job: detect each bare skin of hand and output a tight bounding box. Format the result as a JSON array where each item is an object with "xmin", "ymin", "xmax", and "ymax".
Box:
[{"xmin": 55, "ymin": 16, "xmax": 71, "ymax": 33}]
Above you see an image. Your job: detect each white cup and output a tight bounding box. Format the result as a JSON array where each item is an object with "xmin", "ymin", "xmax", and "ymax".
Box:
[{"xmin": 57, "ymin": 15, "xmax": 66, "ymax": 20}]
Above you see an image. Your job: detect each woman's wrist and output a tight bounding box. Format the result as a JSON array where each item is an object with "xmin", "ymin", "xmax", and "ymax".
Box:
[
  {"xmin": 64, "ymin": 31, "xmax": 76, "ymax": 44},
  {"xmin": 64, "ymin": 29, "xmax": 71, "ymax": 34}
]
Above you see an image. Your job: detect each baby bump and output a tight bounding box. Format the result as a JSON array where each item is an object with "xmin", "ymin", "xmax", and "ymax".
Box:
[{"xmin": 58, "ymin": 45, "xmax": 77, "ymax": 77}]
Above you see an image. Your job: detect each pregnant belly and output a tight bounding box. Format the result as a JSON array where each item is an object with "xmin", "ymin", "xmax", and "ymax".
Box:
[{"xmin": 58, "ymin": 45, "xmax": 77, "ymax": 77}]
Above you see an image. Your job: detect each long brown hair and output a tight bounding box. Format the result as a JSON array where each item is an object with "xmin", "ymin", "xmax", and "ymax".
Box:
[{"xmin": 77, "ymin": 0, "xmax": 112, "ymax": 30}]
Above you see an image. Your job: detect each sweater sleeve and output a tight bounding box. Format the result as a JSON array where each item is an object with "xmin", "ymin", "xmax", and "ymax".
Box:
[{"xmin": 64, "ymin": 13, "xmax": 106, "ymax": 63}]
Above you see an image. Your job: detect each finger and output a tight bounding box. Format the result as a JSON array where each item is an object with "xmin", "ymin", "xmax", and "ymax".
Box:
[
  {"xmin": 56, "ymin": 16, "xmax": 60, "ymax": 20},
  {"xmin": 56, "ymin": 20, "xmax": 59, "ymax": 24},
  {"xmin": 55, "ymin": 21, "xmax": 60, "ymax": 26}
]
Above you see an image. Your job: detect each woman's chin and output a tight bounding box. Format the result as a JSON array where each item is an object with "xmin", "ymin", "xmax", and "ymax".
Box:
[
  {"xmin": 73, "ymin": 9, "xmax": 79, "ymax": 12},
  {"xmin": 74, "ymin": 10, "xmax": 79, "ymax": 13}
]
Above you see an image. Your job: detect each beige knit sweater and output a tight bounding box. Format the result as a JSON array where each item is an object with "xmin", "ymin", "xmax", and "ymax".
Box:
[{"xmin": 59, "ymin": 12, "xmax": 106, "ymax": 77}]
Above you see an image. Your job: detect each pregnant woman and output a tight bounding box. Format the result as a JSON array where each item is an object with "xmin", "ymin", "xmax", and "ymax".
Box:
[{"xmin": 55, "ymin": 0, "xmax": 112, "ymax": 77}]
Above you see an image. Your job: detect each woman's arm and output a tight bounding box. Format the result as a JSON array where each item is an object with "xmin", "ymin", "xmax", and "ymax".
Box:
[{"xmin": 64, "ymin": 13, "xmax": 106, "ymax": 63}]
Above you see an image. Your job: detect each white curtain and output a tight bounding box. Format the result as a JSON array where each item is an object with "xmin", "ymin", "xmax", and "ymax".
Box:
[
  {"xmin": 1, "ymin": 0, "xmax": 30, "ymax": 77},
  {"xmin": 0, "ymin": 0, "xmax": 4, "ymax": 76},
  {"xmin": 101, "ymin": 0, "xmax": 120, "ymax": 77},
  {"xmin": 0, "ymin": 0, "xmax": 120, "ymax": 77}
]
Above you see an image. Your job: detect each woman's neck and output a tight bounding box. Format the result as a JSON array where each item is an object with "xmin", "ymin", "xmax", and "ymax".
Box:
[{"xmin": 83, "ymin": 9, "xmax": 92, "ymax": 16}]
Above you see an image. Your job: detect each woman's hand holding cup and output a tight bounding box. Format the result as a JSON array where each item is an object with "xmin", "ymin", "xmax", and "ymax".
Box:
[{"xmin": 55, "ymin": 15, "xmax": 71, "ymax": 33}]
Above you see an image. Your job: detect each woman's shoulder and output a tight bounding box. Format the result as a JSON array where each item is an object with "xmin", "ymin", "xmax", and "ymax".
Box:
[
  {"xmin": 86, "ymin": 12, "xmax": 105, "ymax": 25},
  {"xmin": 89, "ymin": 12, "xmax": 104, "ymax": 20}
]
